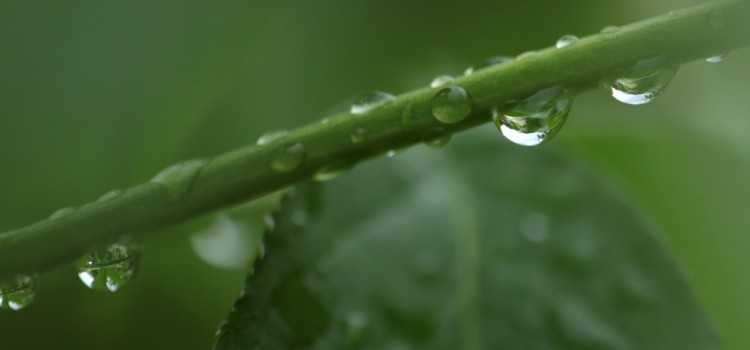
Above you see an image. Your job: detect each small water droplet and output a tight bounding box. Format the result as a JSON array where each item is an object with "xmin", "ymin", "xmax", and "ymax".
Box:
[
  {"xmin": 493, "ymin": 86, "xmax": 575, "ymax": 146},
  {"xmin": 706, "ymin": 54, "xmax": 726, "ymax": 63},
  {"xmin": 76, "ymin": 237, "xmax": 141, "ymax": 292},
  {"xmin": 556, "ymin": 34, "xmax": 579, "ymax": 49},
  {"xmin": 349, "ymin": 128, "xmax": 368, "ymax": 144},
  {"xmin": 520, "ymin": 212, "xmax": 550, "ymax": 243},
  {"xmin": 98, "ymin": 190, "xmax": 123, "ymax": 202},
  {"xmin": 430, "ymin": 75, "xmax": 454, "ymax": 88},
  {"xmin": 600, "ymin": 26, "xmax": 619, "ymax": 34},
  {"xmin": 431, "ymin": 86, "xmax": 472, "ymax": 124},
  {"xmin": 707, "ymin": 9, "xmax": 726, "ymax": 29},
  {"xmin": 386, "ymin": 150, "xmax": 397, "ymax": 158},
  {"xmin": 351, "ymin": 91, "xmax": 396, "ymax": 114},
  {"xmin": 0, "ymin": 274, "xmax": 38, "ymax": 311},
  {"xmin": 400, "ymin": 102, "xmax": 416, "ymax": 126},
  {"xmin": 257, "ymin": 130, "xmax": 289, "ymax": 145},
  {"xmin": 517, "ymin": 51, "xmax": 538, "ymax": 60},
  {"xmin": 422, "ymin": 128, "xmax": 451, "ymax": 148},
  {"xmin": 313, "ymin": 162, "xmax": 353, "ymax": 181},
  {"xmin": 269, "ymin": 143, "xmax": 306, "ymax": 173},
  {"xmin": 50, "ymin": 207, "xmax": 75, "ymax": 221},
  {"xmin": 464, "ymin": 56, "xmax": 513, "ymax": 75},
  {"xmin": 151, "ymin": 159, "xmax": 207, "ymax": 201},
  {"xmin": 601, "ymin": 56, "xmax": 678, "ymax": 105}
]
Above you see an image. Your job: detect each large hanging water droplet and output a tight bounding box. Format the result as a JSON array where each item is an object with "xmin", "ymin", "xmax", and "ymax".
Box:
[
  {"xmin": 430, "ymin": 75, "xmax": 454, "ymax": 88},
  {"xmin": 151, "ymin": 159, "xmax": 207, "ymax": 201},
  {"xmin": 493, "ymin": 86, "xmax": 575, "ymax": 147},
  {"xmin": 76, "ymin": 237, "xmax": 141, "ymax": 292},
  {"xmin": 556, "ymin": 34, "xmax": 579, "ymax": 48},
  {"xmin": 269, "ymin": 143, "xmax": 306, "ymax": 173},
  {"xmin": 349, "ymin": 128, "xmax": 368, "ymax": 144},
  {"xmin": 601, "ymin": 56, "xmax": 678, "ymax": 105},
  {"xmin": 351, "ymin": 91, "xmax": 396, "ymax": 115},
  {"xmin": 464, "ymin": 56, "xmax": 513, "ymax": 75},
  {"xmin": 0, "ymin": 274, "xmax": 38, "ymax": 311},
  {"xmin": 431, "ymin": 86, "xmax": 472, "ymax": 124},
  {"xmin": 257, "ymin": 130, "xmax": 289, "ymax": 145},
  {"xmin": 98, "ymin": 190, "xmax": 123, "ymax": 203},
  {"xmin": 50, "ymin": 207, "xmax": 75, "ymax": 221}
]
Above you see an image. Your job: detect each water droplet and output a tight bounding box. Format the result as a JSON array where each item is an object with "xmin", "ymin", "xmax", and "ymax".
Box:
[
  {"xmin": 151, "ymin": 159, "xmax": 207, "ymax": 201},
  {"xmin": 76, "ymin": 237, "xmax": 141, "ymax": 292},
  {"xmin": 50, "ymin": 207, "xmax": 75, "ymax": 221},
  {"xmin": 464, "ymin": 56, "xmax": 513, "ymax": 75},
  {"xmin": 600, "ymin": 26, "xmax": 619, "ymax": 34},
  {"xmin": 422, "ymin": 128, "xmax": 451, "ymax": 148},
  {"xmin": 351, "ymin": 91, "xmax": 396, "ymax": 114},
  {"xmin": 601, "ymin": 56, "xmax": 678, "ymax": 105},
  {"xmin": 269, "ymin": 143, "xmax": 306, "ymax": 173},
  {"xmin": 430, "ymin": 75, "xmax": 454, "ymax": 88},
  {"xmin": 349, "ymin": 128, "xmax": 368, "ymax": 144},
  {"xmin": 98, "ymin": 190, "xmax": 123, "ymax": 202},
  {"xmin": 257, "ymin": 130, "xmax": 289, "ymax": 145},
  {"xmin": 493, "ymin": 86, "xmax": 574, "ymax": 146},
  {"xmin": 0, "ymin": 274, "xmax": 37, "ymax": 311},
  {"xmin": 400, "ymin": 102, "xmax": 416, "ymax": 126},
  {"xmin": 517, "ymin": 51, "xmax": 538, "ymax": 60},
  {"xmin": 706, "ymin": 54, "xmax": 726, "ymax": 63},
  {"xmin": 556, "ymin": 34, "xmax": 579, "ymax": 48},
  {"xmin": 431, "ymin": 86, "xmax": 472, "ymax": 124},
  {"xmin": 520, "ymin": 212, "xmax": 550, "ymax": 243},
  {"xmin": 386, "ymin": 150, "xmax": 397, "ymax": 158},
  {"xmin": 707, "ymin": 9, "xmax": 726, "ymax": 29},
  {"xmin": 313, "ymin": 162, "xmax": 352, "ymax": 181}
]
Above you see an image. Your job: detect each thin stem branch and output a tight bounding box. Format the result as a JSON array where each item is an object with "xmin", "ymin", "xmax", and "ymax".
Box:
[{"xmin": 1, "ymin": 1, "xmax": 748, "ymax": 278}]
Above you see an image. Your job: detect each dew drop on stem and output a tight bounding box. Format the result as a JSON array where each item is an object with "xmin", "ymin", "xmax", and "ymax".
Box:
[
  {"xmin": 351, "ymin": 91, "xmax": 396, "ymax": 115},
  {"xmin": 493, "ymin": 86, "xmax": 575, "ymax": 147},
  {"xmin": 600, "ymin": 56, "xmax": 678, "ymax": 105},
  {"xmin": 431, "ymin": 86, "xmax": 472, "ymax": 124},
  {"xmin": 0, "ymin": 274, "xmax": 38, "ymax": 311},
  {"xmin": 76, "ymin": 236, "xmax": 142, "ymax": 293}
]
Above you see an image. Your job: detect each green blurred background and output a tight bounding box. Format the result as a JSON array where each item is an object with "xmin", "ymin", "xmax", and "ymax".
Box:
[{"xmin": 0, "ymin": 0, "xmax": 747, "ymax": 349}]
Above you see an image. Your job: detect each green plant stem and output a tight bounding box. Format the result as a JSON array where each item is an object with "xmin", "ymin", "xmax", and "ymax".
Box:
[{"xmin": 0, "ymin": 1, "xmax": 748, "ymax": 279}]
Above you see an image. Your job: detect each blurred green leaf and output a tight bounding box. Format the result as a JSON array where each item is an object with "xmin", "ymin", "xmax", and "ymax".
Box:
[{"xmin": 215, "ymin": 130, "xmax": 719, "ymax": 349}]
